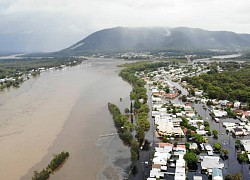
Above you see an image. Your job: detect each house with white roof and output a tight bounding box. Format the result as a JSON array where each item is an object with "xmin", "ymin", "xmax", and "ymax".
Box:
[
  {"xmin": 234, "ymin": 101, "xmax": 241, "ymax": 108},
  {"xmin": 174, "ymin": 154, "xmax": 186, "ymax": 180},
  {"xmin": 220, "ymin": 100, "xmax": 229, "ymax": 106},
  {"xmin": 173, "ymin": 145, "xmax": 186, "ymax": 155},
  {"xmin": 194, "ymin": 176, "xmax": 203, "ymax": 180},
  {"xmin": 200, "ymin": 156, "xmax": 224, "ymax": 175},
  {"xmin": 240, "ymin": 139, "xmax": 250, "ymax": 153},
  {"xmin": 213, "ymin": 110, "xmax": 227, "ymax": 117},
  {"xmin": 195, "ymin": 90, "xmax": 203, "ymax": 97},
  {"xmin": 155, "ymin": 113, "xmax": 184, "ymax": 137},
  {"xmin": 190, "ymin": 143, "xmax": 198, "ymax": 150}
]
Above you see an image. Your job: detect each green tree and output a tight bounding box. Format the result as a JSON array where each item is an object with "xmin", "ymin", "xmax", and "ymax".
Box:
[
  {"xmin": 185, "ymin": 143, "xmax": 190, "ymax": 150},
  {"xmin": 213, "ymin": 143, "xmax": 222, "ymax": 152},
  {"xmin": 220, "ymin": 149, "xmax": 229, "ymax": 158},
  {"xmin": 162, "ymin": 136, "xmax": 169, "ymax": 143},
  {"xmin": 204, "ymin": 121, "xmax": 210, "ymax": 127},
  {"xmin": 189, "ymin": 88, "xmax": 195, "ymax": 96},
  {"xmin": 164, "ymin": 87, "xmax": 170, "ymax": 93},
  {"xmin": 184, "ymin": 152, "xmax": 198, "ymax": 167},
  {"xmin": 235, "ymin": 139, "xmax": 241, "ymax": 149},
  {"xmin": 124, "ymin": 108, "xmax": 130, "ymax": 114},
  {"xmin": 237, "ymin": 152, "xmax": 249, "ymax": 163},
  {"xmin": 130, "ymin": 139, "xmax": 139, "ymax": 164},
  {"xmin": 131, "ymin": 149, "xmax": 138, "ymax": 164},
  {"xmin": 231, "ymin": 173, "xmax": 243, "ymax": 180},
  {"xmin": 192, "ymin": 133, "xmax": 205, "ymax": 144},
  {"xmin": 212, "ymin": 130, "xmax": 218, "ymax": 139},
  {"xmin": 134, "ymin": 100, "xmax": 141, "ymax": 110},
  {"xmin": 206, "ymin": 100, "xmax": 213, "ymax": 106},
  {"xmin": 225, "ymin": 173, "xmax": 243, "ymax": 180}
]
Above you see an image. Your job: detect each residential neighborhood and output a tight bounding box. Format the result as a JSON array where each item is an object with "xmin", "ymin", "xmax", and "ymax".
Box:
[{"xmin": 133, "ymin": 62, "xmax": 250, "ymax": 180}]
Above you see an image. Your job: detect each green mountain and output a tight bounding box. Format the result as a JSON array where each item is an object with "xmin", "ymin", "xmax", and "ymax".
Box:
[{"xmin": 55, "ymin": 27, "xmax": 250, "ymax": 56}]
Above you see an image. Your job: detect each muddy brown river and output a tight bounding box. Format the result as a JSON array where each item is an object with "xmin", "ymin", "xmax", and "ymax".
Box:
[{"xmin": 0, "ymin": 58, "xmax": 131, "ymax": 180}]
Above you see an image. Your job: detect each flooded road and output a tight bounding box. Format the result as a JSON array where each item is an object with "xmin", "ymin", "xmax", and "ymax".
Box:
[{"xmin": 0, "ymin": 58, "xmax": 131, "ymax": 180}]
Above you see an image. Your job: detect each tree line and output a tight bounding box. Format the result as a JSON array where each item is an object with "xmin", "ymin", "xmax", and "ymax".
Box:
[
  {"xmin": 182, "ymin": 64, "xmax": 250, "ymax": 104},
  {"xmin": 108, "ymin": 61, "xmax": 172, "ymax": 171},
  {"xmin": 32, "ymin": 151, "xmax": 69, "ymax": 180},
  {"xmin": 108, "ymin": 103, "xmax": 139, "ymax": 167}
]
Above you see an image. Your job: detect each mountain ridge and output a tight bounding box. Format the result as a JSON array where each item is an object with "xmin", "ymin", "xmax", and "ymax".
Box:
[{"xmin": 55, "ymin": 26, "xmax": 250, "ymax": 56}]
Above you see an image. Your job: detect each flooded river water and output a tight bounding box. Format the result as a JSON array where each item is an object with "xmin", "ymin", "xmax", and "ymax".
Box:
[{"xmin": 0, "ymin": 58, "xmax": 131, "ymax": 180}]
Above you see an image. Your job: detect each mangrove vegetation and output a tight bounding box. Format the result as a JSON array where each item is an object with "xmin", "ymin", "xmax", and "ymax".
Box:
[{"xmin": 32, "ymin": 151, "xmax": 69, "ymax": 180}]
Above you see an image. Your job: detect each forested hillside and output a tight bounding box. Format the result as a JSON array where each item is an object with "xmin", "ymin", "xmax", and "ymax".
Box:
[{"xmin": 182, "ymin": 64, "xmax": 250, "ymax": 103}]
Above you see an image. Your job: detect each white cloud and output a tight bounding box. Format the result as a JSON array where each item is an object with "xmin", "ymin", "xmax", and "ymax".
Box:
[{"xmin": 0, "ymin": 0, "xmax": 250, "ymax": 52}]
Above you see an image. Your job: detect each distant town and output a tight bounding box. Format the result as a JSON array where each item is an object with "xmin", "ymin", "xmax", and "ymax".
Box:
[{"xmin": 0, "ymin": 57, "xmax": 85, "ymax": 90}]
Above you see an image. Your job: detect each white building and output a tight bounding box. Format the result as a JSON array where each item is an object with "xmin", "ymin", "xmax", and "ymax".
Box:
[
  {"xmin": 200, "ymin": 156, "xmax": 224, "ymax": 175},
  {"xmin": 234, "ymin": 102, "xmax": 241, "ymax": 108},
  {"xmin": 240, "ymin": 139, "xmax": 250, "ymax": 153}
]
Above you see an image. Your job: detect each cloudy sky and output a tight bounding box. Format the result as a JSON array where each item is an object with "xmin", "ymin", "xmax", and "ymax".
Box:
[{"xmin": 1, "ymin": 0, "xmax": 250, "ymax": 53}]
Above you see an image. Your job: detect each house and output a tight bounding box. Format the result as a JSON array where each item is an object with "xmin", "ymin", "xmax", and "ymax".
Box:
[
  {"xmin": 226, "ymin": 102, "xmax": 233, "ymax": 108},
  {"xmin": 232, "ymin": 127, "xmax": 244, "ymax": 136},
  {"xmin": 223, "ymin": 122, "xmax": 236, "ymax": 128},
  {"xmin": 233, "ymin": 109, "xmax": 244, "ymax": 116},
  {"xmin": 194, "ymin": 176, "xmax": 203, "ymax": 180},
  {"xmin": 240, "ymin": 103, "xmax": 248, "ymax": 109},
  {"xmin": 188, "ymin": 119, "xmax": 204, "ymax": 126},
  {"xmin": 174, "ymin": 154, "xmax": 186, "ymax": 180},
  {"xmin": 152, "ymin": 111, "xmax": 160, "ymax": 117},
  {"xmin": 153, "ymin": 143, "xmax": 173, "ymax": 166},
  {"xmin": 172, "ymin": 118, "xmax": 182, "ymax": 127},
  {"xmin": 149, "ymin": 169, "xmax": 165, "ymax": 179},
  {"xmin": 184, "ymin": 105, "xmax": 193, "ymax": 111},
  {"xmin": 213, "ymin": 110, "xmax": 227, "ymax": 117},
  {"xmin": 152, "ymin": 97, "xmax": 163, "ymax": 104},
  {"xmin": 196, "ymin": 130, "xmax": 207, "ymax": 136},
  {"xmin": 204, "ymin": 143, "xmax": 213, "ymax": 155},
  {"xmin": 173, "ymin": 145, "xmax": 186, "ymax": 154},
  {"xmin": 220, "ymin": 100, "xmax": 229, "ymax": 106},
  {"xmin": 186, "ymin": 111, "xmax": 196, "ymax": 118},
  {"xmin": 204, "ymin": 143, "xmax": 213, "ymax": 151},
  {"xmin": 153, "ymin": 154, "xmax": 168, "ymax": 165},
  {"xmin": 234, "ymin": 102, "xmax": 241, "ymax": 108},
  {"xmin": 156, "ymin": 118, "xmax": 184, "ymax": 137},
  {"xmin": 243, "ymin": 111, "xmax": 250, "ymax": 118},
  {"xmin": 190, "ymin": 143, "xmax": 198, "ymax": 150},
  {"xmin": 176, "ymin": 112, "xmax": 183, "ymax": 117},
  {"xmin": 195, "ymin": 90, "xmax": 203, "ymax": 96},
  {"xmin": 164, "ymin": 93, "xmax": 179, "ymax": 99},
  {"xmin": 201, "ymin": 98, "xmax": 208, "ymax": 104},
  {"xmin": 240, "ymin": 139, "xmax": 250, "ymax": 153},
  {"xmin": 152, "ymin": 164, "xmax": 161, "ymax": 171},
  {"xmin": 200, "ymin": 156, "xmax": 224, "ymax": 175},
  {"xmin": 157, "ymin": 142, "xmax": 174, "ymax": 149},
  {"xmin": 212, "ymin": 99, "xmax": 220, "ymax": 105}
]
